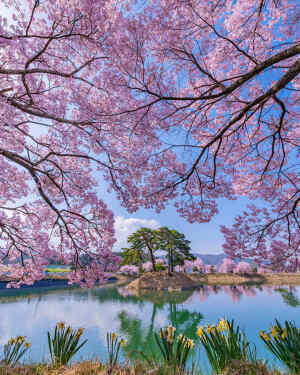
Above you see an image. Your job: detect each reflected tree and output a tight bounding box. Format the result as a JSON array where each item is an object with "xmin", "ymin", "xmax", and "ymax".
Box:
[
  {"xmin": 276, "ymin": 287, "xmax": 300, "ymax": 307},
  {"xmin": 117, "ymin": 293, "xmax": 203, "ymax": 360}
]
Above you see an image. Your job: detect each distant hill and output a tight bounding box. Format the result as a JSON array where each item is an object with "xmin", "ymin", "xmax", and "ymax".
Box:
[
  {"xmin": 193, "ymin": 253, "xmax": 226, "ymax": 266},
  {"xmin": 192, "ymin": 253, "xmax": 254, "ymax": 266}
]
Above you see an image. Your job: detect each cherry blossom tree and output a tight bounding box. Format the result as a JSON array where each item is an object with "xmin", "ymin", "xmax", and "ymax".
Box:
[
  {"xmin": 100, "ymin": 0, "xmax": 299, "ymax": 270},
  {"xmin": 218, "ymin": 258, "xmax": 235, "ymax": 273},
  {"xmin": 0, "ymin": 0, "xmax": 125, "ymax": 287},
  {"xmin": 233, "ymin": 261, "xmax": 252, "ymax": 274},
  {"xmin": 119, "ymin": 264, "xmax": 139, "ymax": 276},
  {"xmin": 1, "ymin": 0, "xmax": 299, "ymax": 287}
]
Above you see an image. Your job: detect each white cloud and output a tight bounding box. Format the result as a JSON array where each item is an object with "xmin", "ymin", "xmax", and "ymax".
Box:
[{"xmin": 113, "ymin": 216, "xmax": 160, "ymax": 252}]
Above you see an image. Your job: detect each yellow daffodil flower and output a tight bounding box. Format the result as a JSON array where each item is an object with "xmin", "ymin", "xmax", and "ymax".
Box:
[
  {"xmin": 16, "ymin": 336, "xmax": 26, "ymax": 343},
  {"xmin": 177, "ymin": 333, "xmax": 184, "ymax": 342},
  {"xmin": 8, "ymin": 338, "xmax": 16, "ymax": 346},
  {"xmin": 160, "ymin": 329, "xmax": 167, "ymax": 338},
  {"xmin": 224, "ymin": 320, "xmax": 230, "ymax": 330},
  {"xmin": 271, "ymin": 326, "xmax": 278, "ymax": 338},
  {"xmin": 197, "ymin": 326, "xmax": 204, "ymax": 337},
  {"xmin": 57, "ymin": 322, "xmax": 65, "ymax": 330},
  {"xmin": 281, "ymin": 329, "xmax": 287, "ymax": 339},
  {"xmin": 206, "ymin": 325, "xmax": 216, "ymax": 334},
  {"xmin": 186, "ymin": 339, "xmax": 194, "ymax": 349},
  {"xmin": 77, "ymin": 328, "xmax": 85, "ymax": 336}
]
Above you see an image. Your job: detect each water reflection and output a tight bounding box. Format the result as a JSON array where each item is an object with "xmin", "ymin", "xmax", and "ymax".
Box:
[
  {"xmin": 119, "ymin": 284, "xmax": 300, "ymax": 306},
  {"xmin": 116, "ymin": 288, "xmax": 204, "ymax": 359},
  {"xmin": 0, "ymin": 283, "xmax": 298, "ymax": 364}
]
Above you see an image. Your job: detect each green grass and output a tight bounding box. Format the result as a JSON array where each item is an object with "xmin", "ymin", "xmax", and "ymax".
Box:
[{"xmin": 44, "ymin": 268, "xmax": 70, "ymax": 273}]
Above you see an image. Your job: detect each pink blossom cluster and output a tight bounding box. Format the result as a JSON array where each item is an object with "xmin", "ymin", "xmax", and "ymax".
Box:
[
  {"xmin": 233, "ymin": 261, "xmax": 252, "ymax": 274},
  {"xmin": 142, "ymin": 258, "xmax": 166, "ymax": 272},
  {"xmin": 0, "ymin": 0, "xmax": 298, "ymax": 287},
  {"xmin": 119, "ymin": 265, "xmax": 139, "ymax": 276},
  {"xmin": 142, "ymin": 261, "xmax": 153, "ymax": 272}
]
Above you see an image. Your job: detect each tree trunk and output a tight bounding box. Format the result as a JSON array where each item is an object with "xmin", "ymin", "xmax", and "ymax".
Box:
[
  {"xmin": 171, "ymin": 249, "xmax": 174, "ymax": 272},
  {"xmin": 168, "ymin": 248, "xmax": 171, "ymax": 275},
  {"xmin": 149, "ymin": 248, "xmax": 157, "ymax": 272}
]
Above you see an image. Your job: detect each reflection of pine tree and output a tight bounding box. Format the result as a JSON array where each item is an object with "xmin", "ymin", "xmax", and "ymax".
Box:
[
  {"xmin": 117, "ymin": 301, "xmax": 203, "ymax": 360},
  {"xmin": 276, "ymin": 287, "xmax": 300, "ymax": 307},
  {"xmin": 168, "ymin": 303, "xmax": 203, "ymax": 341},
  {"xmin": 118, "ymin": 304, "xmax": 161, "ymax": 360}
]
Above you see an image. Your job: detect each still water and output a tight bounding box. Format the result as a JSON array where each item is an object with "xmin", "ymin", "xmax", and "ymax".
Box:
[{"xmin": 0, "ymin": 283, "xmax": 299, "ymax": 371}]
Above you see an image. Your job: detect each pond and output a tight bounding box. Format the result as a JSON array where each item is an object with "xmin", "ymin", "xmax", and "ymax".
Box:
[{"xmin": 0, "ymin": 283, "xmax": 299, "ymax": 372}]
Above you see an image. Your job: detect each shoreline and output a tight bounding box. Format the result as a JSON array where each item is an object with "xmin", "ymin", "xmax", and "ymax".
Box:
[
  {"xmin": 0, "ymin": 272, "xmax": 300, "ymax": 293},
  {"xmin": 0, "ymin": 274, "xmax": 126, "ymax": 292},
  {"xmin": 190, "ymin": 272, "xmax": 300, "ymax": 286},
  {"xmin": 127, "ymin": 272, "xmax": 300, "ymax": 291}
]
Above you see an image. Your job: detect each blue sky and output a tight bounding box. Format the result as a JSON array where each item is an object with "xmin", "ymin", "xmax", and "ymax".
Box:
[{"xmin": 97, "ymin": 180, "xmax": 256, "ymax": 255}]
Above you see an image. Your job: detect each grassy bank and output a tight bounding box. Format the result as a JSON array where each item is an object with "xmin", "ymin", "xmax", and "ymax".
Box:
[
  {"xmin": 0, "ymin": 359, "xmax": 294, "ymax": 375},
  {"xmin": 190, "ymin": 272, "xmax": 300, "ymax": 286}
]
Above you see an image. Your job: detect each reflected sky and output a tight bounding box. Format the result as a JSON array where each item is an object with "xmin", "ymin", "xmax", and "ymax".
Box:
[{"xmin": 0, "ymin": 284, "xmax": 299, "ymax": 370}]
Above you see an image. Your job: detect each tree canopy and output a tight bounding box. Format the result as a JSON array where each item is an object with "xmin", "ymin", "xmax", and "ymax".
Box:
[
  {"xmin": 121, "ymin": 226, "xmax": 194, "ymax": 273},
  {"xmin": 122, "ymin": 227, "xmax": 160, "ymax": 271},
  {"xmin": 0, "ymin": 0, "xmax": 299, "ymax": 286},
  {"xmin": 156, "ymin": 227, "xmax": 195, "ymax": 274}
]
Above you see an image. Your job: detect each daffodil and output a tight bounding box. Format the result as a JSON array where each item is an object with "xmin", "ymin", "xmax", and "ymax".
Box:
[
  {"xmin": 167, "ymin": 335, "xmax": 174, "ymax": 343},
  {"xmin": 76, "ymin": 328, "xmax": 85, "ymax": 336},
  {"xmin": 206, "ymin": 325, "xmax": 216, "ymax": 334},
  {"xmin": 281, "ymin": 329, "xmax": 287, "ymax": 339},
  {"xmin": 167, "ymin": 325, "xmax": 176, "ymax": 342},
  {"xmin": 185, "ymin": 339, "xmax": 194, "ymax": 349},
  {"xmin": 271, "ymin": 326, "xmax": 278, "ymax": 338},
  {"xmin": 167, "ymin": 325, "xmax": 176, "ymax": 335},
  {"xmin": 111, "ymin": 333, "xmax": 117, "ymax": 340},
  {"xmin": 120, "ymin": 339, "xmax": 126, "ymax": 347},
  {"xmin": 197, "ymin": 326, "xmax": 204, "ymax": 337},
  {"xmin": 57, "ymin": 322, "xmax": 65, "ymax": 330},
  {"xmin": 8, "ymin": 338, "xmax": 16, "ymax": 346},
  {"xmin": 25, "ymin": 342, "xmax": 31, "ymax": 348},
  {"xmin": 177, "ymin": 333, "xmax": 184, "ymax": 342},
  {"xmin": 260, "ymin": 331, "xmax": 271, "ymax": 341},
  {"xmin": 217, "ymin": 321, "xmax": 224, "ymax": 332},
  {"xmin": 16, "ymin": 336, "xmax": 26, "ymax": 343},
  {"xmin": 160, "ymin": 329, "xmax": 167, "ymax": 338}
]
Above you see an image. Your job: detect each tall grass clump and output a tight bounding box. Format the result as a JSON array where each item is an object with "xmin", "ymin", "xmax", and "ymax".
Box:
[
  {"xmin": 47, "ymin": 322, "xmax": 87, "ymax": 366},
  {"xmin": 260, "ymin": 319, "xmax": 300, "ymax": 374},
  {"xmin": 197, "ymin": 319, "xmax": 256, "ymax": 374}
]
